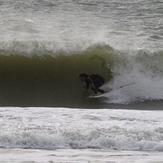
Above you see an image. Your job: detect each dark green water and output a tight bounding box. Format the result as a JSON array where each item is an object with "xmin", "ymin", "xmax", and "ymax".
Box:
[{"xmin": 0, "ymin": 46, "xmax": 113, "ymax": 107}]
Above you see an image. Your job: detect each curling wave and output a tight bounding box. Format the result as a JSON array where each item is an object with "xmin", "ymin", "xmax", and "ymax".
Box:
[{"xmin": 0, "ymin": 41, "xmax": 163, "ymax": 106}]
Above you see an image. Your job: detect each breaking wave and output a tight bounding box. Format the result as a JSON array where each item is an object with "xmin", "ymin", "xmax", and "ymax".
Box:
[{"xmin": 0, "ymin": 41, "xmax": 163, "ymax": 106}]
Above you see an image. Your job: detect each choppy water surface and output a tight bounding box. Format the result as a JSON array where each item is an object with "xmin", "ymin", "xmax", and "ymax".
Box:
[{"xmin": 1, "ymin": 107, "xmax": 163, "ymax": 151}]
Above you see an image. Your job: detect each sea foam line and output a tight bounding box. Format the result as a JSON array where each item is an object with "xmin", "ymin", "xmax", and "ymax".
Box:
[{"xmin": 0, "ymin": 107, "xmax": 163, "ymax": 151}]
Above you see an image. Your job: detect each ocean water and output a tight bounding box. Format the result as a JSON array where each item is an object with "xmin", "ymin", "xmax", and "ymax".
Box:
[
  {"xmin": 0, "ymin": 0, "xmax": 163, "ymax": 162},
  {"xmin": 0, "ymin": 0, "xmax": 162, "ymax": 107}
]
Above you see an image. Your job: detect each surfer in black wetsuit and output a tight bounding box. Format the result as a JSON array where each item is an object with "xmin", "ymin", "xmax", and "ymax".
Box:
[{"xmin": 79, "ymin": 73, "xmax": 105, "ymax": 94}]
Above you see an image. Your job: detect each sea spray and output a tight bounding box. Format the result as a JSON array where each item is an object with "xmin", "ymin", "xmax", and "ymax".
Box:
[{"xmin": 103, "ymin": 49, "xmax": 163, "ymax": 104}]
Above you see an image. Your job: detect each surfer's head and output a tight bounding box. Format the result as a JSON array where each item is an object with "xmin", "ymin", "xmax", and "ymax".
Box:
[{"xmin": 79, "ymin": 73, "xmax": 88, "ymax": 81}]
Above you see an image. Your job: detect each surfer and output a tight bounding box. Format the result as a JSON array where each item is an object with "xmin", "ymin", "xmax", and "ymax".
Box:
[{"xmin": 79, "ymin": 73, "xmax": 105, "ymax": 94}]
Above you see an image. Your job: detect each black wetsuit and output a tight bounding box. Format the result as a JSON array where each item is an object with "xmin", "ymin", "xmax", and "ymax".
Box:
[{"xmin": 80, "ymin": 74, "xmax": 105, "ymax": 94}]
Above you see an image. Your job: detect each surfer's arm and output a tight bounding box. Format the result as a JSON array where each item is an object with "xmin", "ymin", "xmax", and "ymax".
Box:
[{"xmin": 85, "ymin": 80, "xmax": 90, "ymax": 89}]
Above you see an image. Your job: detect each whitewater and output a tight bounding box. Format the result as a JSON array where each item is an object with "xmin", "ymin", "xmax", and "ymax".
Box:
[
  {"xmin": 0, "ymin": 0, "xmax": 163, "ymax": 162},
  {"xmin": 0, "ymin": 107, "xmax": 163, "ymax": 162}
]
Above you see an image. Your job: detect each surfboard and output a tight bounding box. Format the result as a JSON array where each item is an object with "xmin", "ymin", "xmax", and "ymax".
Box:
[
  {"xmin": 88, "ymin": 82, "xmax": 135, "ymax": 98},
  {"xmin": 88, "ymin": 92, "xmax": 106, "ymax": 98}
]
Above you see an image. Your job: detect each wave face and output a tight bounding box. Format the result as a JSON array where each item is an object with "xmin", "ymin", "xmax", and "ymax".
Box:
[
  {"xmin": 0, "ymin": 43, "xmax": 113, "ymax": 107},
  {"xmin": 1, "ymin": 107, "xmax": 163, "ymax": 151},
  {"xmin": 0, "ymin": 42, "xmax": 163, "ymax": 106}
]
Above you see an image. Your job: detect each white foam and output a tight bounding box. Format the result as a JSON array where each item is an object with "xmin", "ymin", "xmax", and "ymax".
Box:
[
  {"xmin": 103, "ymin": 51, "xmax": 163, "ymax": 104},
  {"xmin": 0, "ymin": 107, "xmax": 163, "ymax": 151},
  {"xmin": 0, "ymin": 148, "xmax": 163, "ymax": 163}
]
